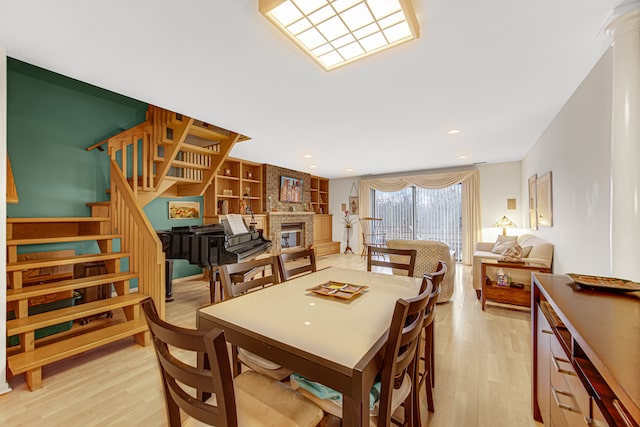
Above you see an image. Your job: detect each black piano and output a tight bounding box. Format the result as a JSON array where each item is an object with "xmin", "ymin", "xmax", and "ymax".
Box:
[{"xmin": 157, "ymin": 218, "xmax": 271, "ymax": 300}]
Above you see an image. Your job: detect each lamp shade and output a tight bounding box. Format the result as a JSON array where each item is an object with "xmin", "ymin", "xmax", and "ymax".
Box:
[
  {"xmin": 495, "ymin": 215, "xmax": 517, "ymax": 236},
  {"xmin": 494, "ymin": 216, "xmax": 516, "ymax": 229}
]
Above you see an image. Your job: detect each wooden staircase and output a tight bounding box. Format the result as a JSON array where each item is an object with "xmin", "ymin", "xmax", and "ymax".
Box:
[
  {"xmin": 5, "ymin": 105, "xmax": 247, "ymax": 390},
  {"xmin": 6, "ymin": 217, "xmax": 149, "ymax": 391},
  {"xmin": 89, "ymin": 105, "xmax": 250, "ymax": 206}
]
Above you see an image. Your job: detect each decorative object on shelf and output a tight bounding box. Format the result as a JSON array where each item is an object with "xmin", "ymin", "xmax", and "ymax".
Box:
[
  {"xmin": 243, "ymin": 187, "xmax": 252, "ymax": 214},
  {"xmin": 494, "ymin": 215, "xmax": 517, "ymax": 236},
  {"xmin": 247, "ymin": 171, "xmax": 253, "ymax": 179},
  {"xmin": 349, "ymin": 182, "xmax": 359, "ymax": 215},
  {"xmin": 168, "ymin": 201, "xmax": 200, "ymax": 219},
  {"xmin": 223, "ymin": 167, "xmax": 232, "ymax": 176},
  {"xmin": 528, "ymin": 174, "xmax": 538, "ymax": 230},
  {"xmin": 343, "ymin": 211, "xmax": 354, "ymax": 254},
  {"xmin": 536, "ymin": 172, "xmax": 553, "ymax": 227},
  {"xmin": 567, "ymin": 273, "xmax": 640, "ymax": 293},
  {"xmin": 221, "ymin": 200, "xmax": 229, "ymax": 215},
  {"xmin": 222, "ymin": 189, "xmax": 233, "ymax": 196}
]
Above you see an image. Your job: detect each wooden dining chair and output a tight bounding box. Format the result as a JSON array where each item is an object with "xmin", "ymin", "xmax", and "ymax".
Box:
[
  {"xmin": 422, "ymin": 261, "xmax": 447, "ymax": 389},
  {"xmin": 277, "ymin": 248, "xmax": 317, "ymax": 281},
  {"xmin": 218, "ymin": 256, "xmax": 280, "ymax": 300},
  {"xmin": 413, "ymin": 262, "xmax": 446, "ymax": 423},
  {"xmin": 294, "ymin": 280, "xmax": 432, "ymax": 426},
  {"xmin": 367, "ymin": 246, "xmax": 417, "ymax": 277},
  {"xmin": 218, "ymin": 257, "xmax": 293, "ymax": 381},
  {"xmin": 141, "ymin": 298, "xmax": 323, "ymax": 427}
]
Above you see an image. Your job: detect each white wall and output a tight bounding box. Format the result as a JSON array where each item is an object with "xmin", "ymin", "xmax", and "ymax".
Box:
[
  {"xmin": 522, "ymin": 49, "xmax": 613, "ymax": 276},
  {"xmin": 477, "ymin": 162, "xmax": 523, "ymax": 242},
  {"xmin": 329, "ymin": 178, "xmax": 360, "ymax": 253}
]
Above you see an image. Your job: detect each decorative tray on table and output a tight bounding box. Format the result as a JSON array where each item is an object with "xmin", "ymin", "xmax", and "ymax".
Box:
[
  {"xmin": 306, "ymin": 281, "xmax": 368, "ymax": 300},
  {"xmin": 567, "ymin": 273, "xmax": 640, "ymax": 293}
]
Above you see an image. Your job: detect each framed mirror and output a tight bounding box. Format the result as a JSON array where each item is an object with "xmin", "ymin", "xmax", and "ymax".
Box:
[
  {"xmin": 536, "ymin": 172, "xmax": 553, "ymax": 227},
  {"xmin": 528, "ymin": 174, "xmax": 537, "ymax": 229}
]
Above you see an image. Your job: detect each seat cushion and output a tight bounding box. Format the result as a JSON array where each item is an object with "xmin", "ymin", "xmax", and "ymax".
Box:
[
  {"xmin": 185, "ymin": 370, "xmax": 323, "ymax": 427},
  {"xmin": 292, "ymin": 372, "xmax": 411, "ymax": 425}
]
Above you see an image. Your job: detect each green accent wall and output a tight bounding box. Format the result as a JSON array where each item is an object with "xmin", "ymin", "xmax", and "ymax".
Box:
[{"xmin": 7, "ymin": 58, "xmax": 202, "ymax": 279}]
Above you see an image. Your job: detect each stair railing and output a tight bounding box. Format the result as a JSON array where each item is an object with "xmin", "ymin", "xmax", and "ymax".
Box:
[{"xmin": 109, "ymin": 159, "xmax": 165, "ymax": 318}]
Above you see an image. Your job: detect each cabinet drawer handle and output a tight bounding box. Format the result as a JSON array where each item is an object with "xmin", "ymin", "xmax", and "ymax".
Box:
[
  {"xmin": 613, "ymin": 399, "xmax": 633, "ymax": 427},
  {"xmin": 551, "ymin": 386, "xmax": 578, "ymax": 412},
  {"xmin": 542, "ymin": 329, "xmax": 554, "ymax": 335},
  {"xmin": 552, "ymin": 355, "xmax": 577, "ymax": 376}
]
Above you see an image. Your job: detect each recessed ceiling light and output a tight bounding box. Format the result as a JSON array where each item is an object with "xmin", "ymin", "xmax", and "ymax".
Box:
[
  {"xmin": 346, "ymin": 168, "xmax": 353, "ymax": 172},
  {"xmin": 304, "ymin": 154, "xmax": 313, "ymax": 158},
  {"xmin": 309, "ymin": 165, "xmax": 317, "ymax": 168},
  {"xmin": 458, "ymin": 155, "xmax": 468, "ymax": 159},
  {"xmin": 448, "ymin": 129, "xmax": 461, "ymax": 135}
]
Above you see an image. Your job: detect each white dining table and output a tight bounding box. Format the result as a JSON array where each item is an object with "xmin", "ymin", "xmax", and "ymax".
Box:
[{"xmin": 197, "ymin": 266, "xmax": 422, "ymax": 427}]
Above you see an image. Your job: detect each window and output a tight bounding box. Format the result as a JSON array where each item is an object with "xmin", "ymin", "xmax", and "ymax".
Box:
[{"xmin": 373, "ymin": 184, "xmax": 462, "ymax": 261}]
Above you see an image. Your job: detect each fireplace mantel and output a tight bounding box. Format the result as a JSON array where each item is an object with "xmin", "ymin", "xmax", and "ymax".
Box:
[{"xmin": 267, "ymin": 211, "xmax": 315, "ymax": 216}]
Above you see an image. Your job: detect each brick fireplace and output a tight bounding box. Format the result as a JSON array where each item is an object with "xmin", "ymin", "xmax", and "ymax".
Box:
[{"xmin": 267, "ymin": 212, "xmax": 314, "ymax": 254}]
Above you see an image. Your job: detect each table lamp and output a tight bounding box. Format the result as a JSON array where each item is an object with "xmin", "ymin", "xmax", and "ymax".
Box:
[{"xmin": 495, "ymin": 216, "xmax": 517, "ymax": 236}]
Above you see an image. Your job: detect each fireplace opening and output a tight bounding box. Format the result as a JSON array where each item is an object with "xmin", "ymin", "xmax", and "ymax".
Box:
[{"xmin": 281, "ymin": 222, "xmax": 303, "ymax": 250}]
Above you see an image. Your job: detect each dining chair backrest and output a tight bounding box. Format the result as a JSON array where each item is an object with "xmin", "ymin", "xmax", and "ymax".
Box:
[
  {"xmin": 219, "ymin": 256, "xmax": 280, "ymax": 300},
  {"xmin": 376, "ymin": 279, "xmax": 432, "ymax": 426},
  {"xmin": 426, "ymin": 260, "xmax": 447, "ymax": 291},
  {"xmin": 422, "ymin": 272, "xmax": 442, "ymax": 328},
  {"xmin": 359, "ymin": 217, "xmax": 386, "ymax": 257},
  {"xmin": 277, "ymin": 248, "xmax": 317, "ymax": 281},
  {"xmin": 367, "ymin": 246, "xmax": 417, "ymax": 277},
  {"xmin": 141, "ymin": 297, "xmax": 237, "ymax": 427}
]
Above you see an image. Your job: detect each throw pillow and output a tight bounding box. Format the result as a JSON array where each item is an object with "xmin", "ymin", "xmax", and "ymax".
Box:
[
  {"xmin": 521, "ymin": 245, "xmax": 533, "ymax": 258},
  {"xmin": 491, "ymin": 235, "xmax": 517, "ymax": 254},
  {"xmin": 503, "ymin": 243, "xmax": 523, "ymax": 258}
]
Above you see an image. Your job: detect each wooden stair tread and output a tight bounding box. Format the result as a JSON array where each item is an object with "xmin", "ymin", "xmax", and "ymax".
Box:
[
  {"xmin": 7, "ymin": 217, "xmax": 110, "ymax": 223},
  {"xmin": 7, "ymin": 293, "xmax": 147, "ymax": 335},
  {"xmin": 8, "ymin": 234, "xmax": 120, "ymax": 246},
  {"xmin": 7, "ymin": 252, "xmax": 130, "ymax": 272},
  {"xmin": 164, "ymin": 176, "xmax": 201, "ymax": 184},
  {"xmin": 7, "ymin": 318, "xmax": 148, "ymax": 374},
  {"xmin": 7, "ymin": 272, "xmax": 138, "ymax": 302},
  {"xmin": 179, "ymin": 143, "xmax": 222, "ymax": 155},
  {"xmin": 171, "ymin": 159, "xmax": 211, "ymax": 170}
]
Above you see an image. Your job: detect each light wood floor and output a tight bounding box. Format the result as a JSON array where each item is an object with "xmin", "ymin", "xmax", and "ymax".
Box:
[{"xmin": 0, "ymin": 254, "xmax": 542, "ymax": 426}]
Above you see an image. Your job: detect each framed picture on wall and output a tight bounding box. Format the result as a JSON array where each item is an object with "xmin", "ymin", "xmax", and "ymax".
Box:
[
  {"xmin": 169, "ymin": 201, "xmax": 200, "ymax": 219},
  {"xmin": 528, "ymin": 174, "xmax": 537, "ymax": 229},
  {"xmin": 279, "ymin": 176, "xmax": 303, "ymax": 202},
  {"xmin": 349, "ymin": 196, "xmax": 359, "ymax": 215}
]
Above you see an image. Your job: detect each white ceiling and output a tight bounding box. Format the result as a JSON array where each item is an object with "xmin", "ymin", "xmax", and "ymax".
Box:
[{"xmin": 0, "ymin": 0, "xmax": 624, "ymax": 178}]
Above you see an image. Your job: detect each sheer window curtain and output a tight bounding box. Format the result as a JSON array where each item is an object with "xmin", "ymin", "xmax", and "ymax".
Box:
[{"xmin": 359, "ymin": 170, "xmax": 481, "ymax": 265}]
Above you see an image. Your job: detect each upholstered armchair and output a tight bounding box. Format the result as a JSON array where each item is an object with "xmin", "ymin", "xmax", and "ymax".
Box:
[{"xmin": 386, "ymin": 239, "xmax": 456, "ymax": 302}]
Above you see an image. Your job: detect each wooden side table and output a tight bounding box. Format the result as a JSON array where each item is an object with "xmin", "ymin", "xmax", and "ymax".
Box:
[{"xmin": 481, "ymin": 259, "xmax": 551, "ymax": 310}]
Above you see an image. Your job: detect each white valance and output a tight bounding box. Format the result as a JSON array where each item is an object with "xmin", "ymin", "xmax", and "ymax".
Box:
[{"xmin": 359, "ymin": 170, "xmax": 481, "ymax": 265}]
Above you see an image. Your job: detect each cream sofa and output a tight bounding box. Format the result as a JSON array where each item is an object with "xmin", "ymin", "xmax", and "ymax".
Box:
[
  {"xmin": 386, "ymin": 239, "xmax": 456, "ymax": 302},
  {"xmin": 472, "ymin": 234, "xmax": 554, "ymax": 298}
]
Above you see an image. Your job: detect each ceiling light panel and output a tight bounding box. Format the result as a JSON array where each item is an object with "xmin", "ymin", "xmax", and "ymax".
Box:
[{"xmin": 260, "ymin": 0, "xmax": 420, "ymax": 71}]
